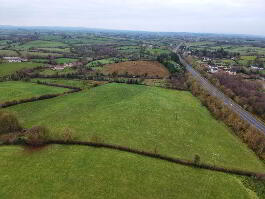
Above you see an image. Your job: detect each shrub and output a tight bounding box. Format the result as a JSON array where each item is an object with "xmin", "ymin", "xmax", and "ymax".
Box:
[
  {"xmin": 0, "ymin": 111, "xmax": 22, "ymax": 134},
  {"xmin": 24, "ymin": 126, "xmax": 50, "ymax": 145},
  {"xmin": 62, "ymin": 128, "xmax": 76, "ymax": 142},
  {"xmin": 194, "ymin": 154, "xmax": 201, "ymax": 165}
]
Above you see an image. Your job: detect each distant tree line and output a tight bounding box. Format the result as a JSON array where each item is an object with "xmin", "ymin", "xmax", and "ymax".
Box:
[{"xmin": 192, "ymin": 48, "xmax": 240, "ymax": 59}]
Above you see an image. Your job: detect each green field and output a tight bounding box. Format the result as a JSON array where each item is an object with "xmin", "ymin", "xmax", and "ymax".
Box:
[
  {"xmin": 187, "ymin": 41, "xmax": 216, "ymax": 47},
  {"xmin": 20, "ymin": 51, "xmax": 62, "ymax": 58},
  {"xmin": 0, "ymin": 50, "xmax": 19, "ymax": 57},
  {"xmin": 2, "ymin": 83, "xmax": 264, "ymax": 198},
  {"xmin": 220, "ymin": 59, "xmax": 236, "ymax": 65},
  {"xmin": 18, "ymin": 40, "xmax": 68, "ymax": 49},
  {"xmin": 55, "ymin": 58, "xmax": 78, "ymax": 64},
  {"xmin": 0, "ymin": 81, "xmax": 69, "ymax": 103},
  {"xmin": 0, "ymin": 40, "xmax": 10, "ymax": 45},
  {"xmin": 31, "ymin": 78, "xmax": 99, "ymax": 89},
  {"xmin": 86, "ymin": 58, "xmax": 127, "ymax": 68},
  {"xmin": 0, "ymin": 145, "xmax": 258, "ymax": 199},
  {"xmin": 37, "ymin": 48, "xmax": 71, "ymax": 53},
  {"xmin": 0, "ymin": 62, "xmax": 43, "ymax": 76},
  {"xmin": 147, "ymin": 48, "xmax": 171, "ymax": 55},
  {"xmin": 31, "ymin": 58, "xmax": 49, "ymax": 63},
  {"xmin": 39, "ymin": 67, "xmax": 76, "ymax": 76},
  {"xmin": 7, "ymin": 84, "xmax": 264, "ymax": 171},
  {"xmin": 240, "ymin": 56, "xmax": 257, "ymax": 61}
]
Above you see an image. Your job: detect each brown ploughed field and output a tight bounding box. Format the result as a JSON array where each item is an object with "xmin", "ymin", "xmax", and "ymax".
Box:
[{"xmin": 103, "ymin": 61, "xmax": 170, "ymax": 78}]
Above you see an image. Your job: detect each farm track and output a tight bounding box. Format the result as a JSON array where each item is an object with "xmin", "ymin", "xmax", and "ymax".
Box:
[{"xmin": 1, "ymin": 140, "xmax": 265, "ymax": 180}]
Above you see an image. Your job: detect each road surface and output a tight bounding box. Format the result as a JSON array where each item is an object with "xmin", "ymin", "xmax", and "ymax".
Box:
[{"xmin": 178, "ymin": 54, "xmax": 265, "ymax": 133}]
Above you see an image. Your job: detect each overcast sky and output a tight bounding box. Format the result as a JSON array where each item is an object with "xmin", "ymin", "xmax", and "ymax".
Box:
[{"xmin": 0, "ymin": 0, "xmax": 264, "ymax": 35}]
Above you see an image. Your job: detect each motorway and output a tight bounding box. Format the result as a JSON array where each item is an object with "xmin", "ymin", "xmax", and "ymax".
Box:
[{"xmin": 176, "ymin": 52, "xmax": 265, "ymax": 134}]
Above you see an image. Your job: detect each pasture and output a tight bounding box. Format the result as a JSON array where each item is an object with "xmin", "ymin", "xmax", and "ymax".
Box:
[
  {"xmin": 1, "ymin": 83, "xmax": 264, "ymax": 198},
  {"xmin": 0, "ymin": 145, "xmax": 259, "ymax": 199},
  {"xmin": 17, "ymin": 40, "xmax": 68, "ymax": 49},
  {"xmin": 55, "ymin": 58, "xmax": 78, "ymax": 64},
  {"xmin": 0, "ymin": 50, "xmax": 19, "ymax": 57},
  {"xmin": 147, "ymin": 48, "xmax": 171, "ymax": 55},
  {"xmin": 31, "ymin": 78, "xmax": 106, "ymax": 89},
  {"xmin": 8, "ymin": 84, "xmax": 264, "ymax": 171},
  {"xmin": 0, "ymin": 81, "xmax": 69, "ymax": 103},
  {"xmin": 39, "ymin": 68, "xmax": 77, "ymax": 76},
  {"xmin": 0, "ymin": 62, "xmax": 43, "ymax": 76}
]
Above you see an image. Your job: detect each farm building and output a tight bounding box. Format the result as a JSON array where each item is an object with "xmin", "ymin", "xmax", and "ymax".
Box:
[{"xmin": 3, "ymin": 57, "xmax": 28, "ymax": 63}]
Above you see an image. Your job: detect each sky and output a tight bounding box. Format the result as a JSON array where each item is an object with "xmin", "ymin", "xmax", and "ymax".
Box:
[{"xmin": 0, "ymin": 0, "xmax": 264, "ymax": 35}]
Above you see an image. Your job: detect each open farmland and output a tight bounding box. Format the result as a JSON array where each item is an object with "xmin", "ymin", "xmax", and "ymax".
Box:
[
  {"xmin": 0, "ymin": 27, "xmax": 265, "ymax": 199},
  {"xmin": 37, "ymin": 47, "xmax": 71, "ymax": 53},
  {"xmin": 1, "ymin": 83, "xmax": 264, "ymax": 198},
  {"xmin": 31, "ymin": 78, "xmax": 106, "ymax": 89},
  {"xmin": 0, "ymin": 145, "xmax": 259, "ymax": 199},
  {"xmin": 17, "ymin": 40, "xmax": 68, "ymax": 49},
  {"xmin": 0, "ymin": 50, "xmax": 19, "ymax": 57},
  {"xmin": 55, "ymin": 58, "xmax": 78, "ymax": 64},
  {"xmin": 0, "ymin": 81, "xmax": 69, "ymax": 103},
  {"xmin": 19, "ymin": 51, "xmax": 62, "ymax": 58},
  {"xmin": 103, "ymin": 61, "xmax": 170, "ymax": 78},
  {"xmin": 0, "ymin": 62, "xmax": 43, "ymax": 76},
  {"xmin": 147, "ymin": 48, "xmax": 171, "ymax": 55},
  {"xmin": 7, "ymin": 84, "xmax": 264, "ymax": 171},
  {"xmin": 39, "ymin": 67, "xmax": 76, "ymax": 76}
]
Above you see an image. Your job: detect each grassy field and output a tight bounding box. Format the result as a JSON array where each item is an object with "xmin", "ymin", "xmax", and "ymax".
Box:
[
  {"xmin": 220, "ymin": 59, "xmax": 236, "ymax": 65},
  {"xmin": 7, "ymin": 84, "xmax": 264, "ymax": 171},
  {"xmin": 18, "ymin": 40, "xmax": 68, "ymax": 49},
  {"xmin": 31, "ymin": 58, "xmax": 49, "ymax": 63},
  {"xmin": 37, "ymin": 47, "xmax": 71, "ymax": 53},
  {"xmin": 103, "ymin": 61, "xmax": 170, "ymax": 78},
  {"xmin": 240, "ymin": 56, "xmax": 257, "ymax": 61},
  {"xmin": 0, "ymin": 145, "xmax": 258, "ymax": 199},
  {"xmin": 0, "ymin": 81, "xmax": 69, "ymax": 103},
  {"xmin": 0, "ymin": 50, "xmax": 19, "ymax": 57},
  {"xmin": 55, "ymin": 58, "xmax": 78, "ymax": 64},
  {"xmin": 86, "ymin": 58, "xmax": 128, "ymax": 68},
  {"xmin": 147, "ymin": 48, "xmax": 171, "ymax": 55},
  {"xmin": 0, "ymin": 62, "xmax": 43, "ymax": 76},
  {"xmin": 20, "ymin": 51, "xmax": 62, "ymax": 58},
  {"xmin": 187, "ymin": 41, "xmax": 216, "ymax": 47},
  {"xmin": 2, "ymin": 83, "xmax": 264, "ymax": 198},
  {"xmin": 31, "ymin": 78, "xmax": 106, "ymax": 89},
  {"xmin": 39, "ymin": 68, "xmax": 76, "ymax": 76}
]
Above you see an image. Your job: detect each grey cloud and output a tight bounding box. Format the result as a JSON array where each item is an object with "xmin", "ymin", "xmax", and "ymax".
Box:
[{"xmin": 0, "ymin": 0, "xmax": 264, "ymax": 35}]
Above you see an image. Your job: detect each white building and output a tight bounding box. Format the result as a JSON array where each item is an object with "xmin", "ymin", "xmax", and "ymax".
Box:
[{"xmin": 3, "ymin": 57, "xmax": 28, "ymax": 63}]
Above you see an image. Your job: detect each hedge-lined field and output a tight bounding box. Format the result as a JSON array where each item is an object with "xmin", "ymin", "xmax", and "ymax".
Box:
[
  {"xmin": 17, "ymin": 40, "xmax": 68, "ymax": 49},
  {"xmin": 2, "ymin": 83, "xmax": 264, "ymax": 198},
  {"xmin": 31, "ymin": 78, "xmax": 105, "ymax": 89},
  {"xmin": 0, "ymin": 62, "xmax": 43, "ymax": 76},
  {"xmin": 55, "ymin": 58, "xmax": 78, "ymax": 64},
  {"xmin": 8, "ymin": 83, "xmax": 264, "ymax": 172},
  {"xmin": 0, "ymin": 81, "xmax": 69, "ymax": 103},
  {"xmin": 0, "ymin": 145, "xmax": 258, "ymax": 199}
]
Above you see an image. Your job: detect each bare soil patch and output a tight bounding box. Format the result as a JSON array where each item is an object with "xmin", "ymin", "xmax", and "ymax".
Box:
[{"xmin": 103, "ymin": 61, "xmax": 170, "ymax": 78}]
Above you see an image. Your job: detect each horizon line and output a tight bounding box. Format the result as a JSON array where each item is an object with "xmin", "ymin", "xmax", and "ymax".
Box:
[{"xmin": 0, "ymin": 24, "xmax": 265, "ymax": 38}]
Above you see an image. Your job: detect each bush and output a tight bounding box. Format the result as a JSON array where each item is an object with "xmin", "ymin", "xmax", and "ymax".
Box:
[
  {"xmin": 0, "ymin": 111, "xmax": 22, "ymax": 134},
  {"xmin": 194, "ymin": 154, "xmax": 201, "ymax": 165},
  {"xmin": 24, "ymin": 126, "xmax": 50, "ymax": 145},
  {"xmin": 62, "ymin": 128, "xmax": 76, "ymax": 142}
]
